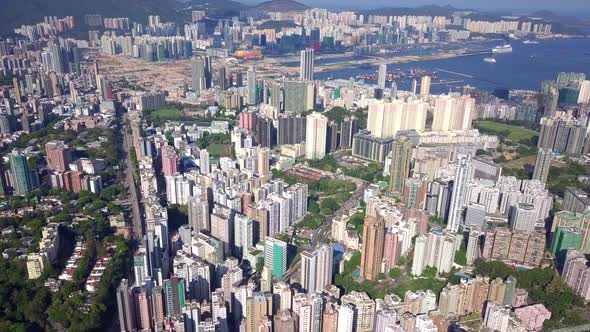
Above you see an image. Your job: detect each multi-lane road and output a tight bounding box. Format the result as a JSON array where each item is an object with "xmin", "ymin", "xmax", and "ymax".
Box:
[{"xmin": 117, "ymin": 111, "xmax": 144, "ymax": 241}]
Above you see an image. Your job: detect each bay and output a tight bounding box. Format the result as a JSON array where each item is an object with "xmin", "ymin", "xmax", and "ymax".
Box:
[{"xmin": 315, "ymin": 38, "xmax": 590, "ymax": 94}]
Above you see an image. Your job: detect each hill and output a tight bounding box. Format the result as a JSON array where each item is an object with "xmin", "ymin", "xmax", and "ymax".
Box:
[
  {"xmin": 0, "ymin": 0, "xmax": 180, "ymax": 35},
  {"xmin": 178, "ymin": 0, "xmax": 247, "ymax": 17},
  {"xmin": 254, "ymin": 0, "xmax": 308, "ymax": 12},
  {"xmin": 0, "ymin": 0, "xmax": 254, "ymax": 35},
  {"xmin": 362, "ymin": 5, "xmax": 460, "ymax": 17}
]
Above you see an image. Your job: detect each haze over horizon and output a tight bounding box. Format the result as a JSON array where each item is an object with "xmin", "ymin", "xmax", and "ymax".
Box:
[{"xmin": 240, "ymin": 0, "xmax": 590, "ymax": 15}]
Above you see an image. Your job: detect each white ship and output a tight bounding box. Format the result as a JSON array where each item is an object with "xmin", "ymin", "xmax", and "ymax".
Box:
[
  {"xmin": 523, "ymin": 40, "xmax": 539, "ymax": 44},
  {"xmin": 492, "ymin": 45, "xmax": 513, "ymax": 53},
  {"xmin": 484, "ymin": 57, "xmax": 496, "ymax": 63}
]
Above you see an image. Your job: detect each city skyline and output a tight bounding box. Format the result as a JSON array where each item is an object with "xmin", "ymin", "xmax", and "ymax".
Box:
[{"xmin": 0, "ymin": 2, "xmax": 589, "ymax": 332}]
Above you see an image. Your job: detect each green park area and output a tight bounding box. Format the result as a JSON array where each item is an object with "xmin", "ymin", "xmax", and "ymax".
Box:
[
  {"xmin": 474, "ymin": 120, "xmax": 538, "ymax": 144},
  {"xmin": 307, "ymin": 155, "xmax": 386, "ymax": 182},
  {"xmin": 207, "ymin": 143, "xmax": 231, "ymax": 157},
  {"xmin": 272, "ymin": 169, "xmax": 356, "ymax": 230},
  {"xmin": 144, "ymin": 107, "xmax": 189, "ymax": 125}
]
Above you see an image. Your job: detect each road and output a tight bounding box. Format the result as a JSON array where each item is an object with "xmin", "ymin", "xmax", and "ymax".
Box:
[
  {"xmin": 118, "ymin": 112, "xmax": 144, "ymax": 241},
  {"xmin": 281, "ymin": 167, "xmax": 369, "ymax": 282}
]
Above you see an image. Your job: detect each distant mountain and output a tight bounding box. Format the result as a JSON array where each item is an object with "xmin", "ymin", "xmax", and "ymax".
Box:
[
  {"xmin": 362, "ymin": 5, "xmax": 461, "ymax": 17},
  {"xmin": 0, "ymin": 0, "xmax": 179, "ymax": 34},
  {"xmin": 254, "ymin": 0, "xmax": 308, "ymax": 12},
  {"xmin": 178, "ymin": 0, "xmax": 247, "ymax": 17}
]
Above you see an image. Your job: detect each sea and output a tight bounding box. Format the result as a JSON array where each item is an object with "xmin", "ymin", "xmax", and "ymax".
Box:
[{"xmin": 314, "ymin": 38, "xmax": 590, "ymax": 94}]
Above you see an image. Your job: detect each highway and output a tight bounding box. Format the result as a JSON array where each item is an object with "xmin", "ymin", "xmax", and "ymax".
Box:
[{"xmin": 118, "ymin": 111, "xmax": 144, "ymax": 241}]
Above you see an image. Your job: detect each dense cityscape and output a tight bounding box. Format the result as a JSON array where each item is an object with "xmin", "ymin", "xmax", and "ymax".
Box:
[{"xmin": 0, "ymin": 1, "xmax": 590, "ymax": 332}]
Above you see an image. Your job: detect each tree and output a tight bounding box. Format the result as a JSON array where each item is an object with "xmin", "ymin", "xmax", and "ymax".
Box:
[
  {"xmin": 454, "ymin": 249, "xmax": 467, "ymax": 266},
  {"xmin": 422, "ymin": 266, "xmax": 437, "ymax": 278},
  {"xmin": 320, "ymin": 198, "xmax": 340, "ymax": 213},
  {"xmin": 388, "ymin": 268, "xmax": 401, "ymax": 279}
]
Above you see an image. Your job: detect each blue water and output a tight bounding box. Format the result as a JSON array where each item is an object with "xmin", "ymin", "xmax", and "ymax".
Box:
[{"xmin": 315, "ymin": 38, "xmax": 590, "ymax": 94}]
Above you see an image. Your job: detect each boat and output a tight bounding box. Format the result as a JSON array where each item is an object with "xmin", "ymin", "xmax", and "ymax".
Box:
[
  {"xmin": 523, "ymin": 40, "xmax": 539, "ymax": 44},
  {"xmin": 492, "ymin": 45, "xmax": 513, "ymax": 53},
  {"xmin": 484, "ymin": 57, "xmax": 496, "ymax": 63}
]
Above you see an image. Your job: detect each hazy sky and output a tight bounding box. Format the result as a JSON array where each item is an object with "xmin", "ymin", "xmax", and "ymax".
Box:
[{"xmin": 244, "ymin": 0, "xmax": 590, "ymax": 14}]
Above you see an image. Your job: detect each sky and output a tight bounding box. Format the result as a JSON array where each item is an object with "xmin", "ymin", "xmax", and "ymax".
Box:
[{"xmin": 242, "ymin": 0, "xmax": 590, "ymax": 15}]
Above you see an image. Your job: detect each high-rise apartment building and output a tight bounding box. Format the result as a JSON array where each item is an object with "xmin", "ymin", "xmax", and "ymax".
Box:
[
  {"xmin": 367, "ymin": 99, "xmax": 427, "ymax": 138},
  {"xmin": 10, "ymin": 149, "xmax": 34, "ymax": 195},
  {"xmin": 300, "ymin": 49, "xmax": 314, "ymax": 80},
  {"xmin": 432, "ymin": 94, "xmax": 475, "ymax": 131},
  {"xmin": 389, "ymin": 139, "xmax": 412, "ymax": 196},
  {"xmin": 245, "ymin": 293, "xmax": 273, "ymax": 332},
  {"xmin": 532, "ymin": 148, "xmax": 552, "ymax": 183},
  {"xmin": 247, "ymin": 67, "xmax": 257, "ymax": 105},
  {"xmin": 377, "ymin": 64, "xmax": 387, "ymax": 89},
  {"xmin": 578, "ymin": 80, "xmax": 590, "ymax": 104},
  {"xmin": 305, "ymin": 112, "xmax": 328, "ymax": 159},
  {"xmin": 420, "ymin": 76, "xmax": 431, "ymax": 96},
  {"xmin": 300, "ymin": 244, "xmax": 333, "ymax": 293},
  {"xmin": 278, "ymin": 115, "xmax": 306, "ymax": 145},
  {"xmin": 509, "ymin": 203, "xmax": 537, "ymax": 232},
  {"xmin": 447, "ymin": 155, "xmax": 472, "ymax": 233},
  {"xmin": 161, "ymin": 145, "xmax": 178, "ymax": 177},
  {"xmin": 340, "ymin": 116, "xmax": 359, "ymax": 149},
  {"xmin": 45, "ymin": 140, "xmax": 71, "ymax": 172},
  {"xmin": 264, "ymin": 237, "xmax": 288, "ymax": 279},
  {"xmin": 360, "ymin": 215, "xmax": 385, "ymax": 281},
  {"xmin": 116, "ymin": 279, "xmax": 135, "ymax": 332},
  {"xmin": 191, "ymin": 56, "xmax": 208, "ymax": 93}
]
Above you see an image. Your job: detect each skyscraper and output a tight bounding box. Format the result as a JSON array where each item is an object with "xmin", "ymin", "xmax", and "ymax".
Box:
[
  {"xmin": 284, "ymin": 80, "xmax": 312, "ymax": 114},
  {"xmin": 116, "ymin": 279, "xmax": 135, "ymax": 332},
  {"xmin": 278, "ymin": 115, "xmax": 306, "ymax": 145},
  {"xmin": 247, "ymin": 67, "xmax": 257, "ymax": 105},
  {"xmin": 234, "ymin": 214, "xmax": 256, "ymax": 258},
  {"xmin": 305, "ymin": 113, "xmax": 328, "ymax": 159},
  {"xmin": 432, "ymin": 94, "xmax": 475, "ymax": 131},
  {"xmin": 420, "ymin": 76, "xmax": 431, "ymax": 96},
  {"xmin": 161, "ymin": 145, "xmax": 178, "ymax": 177},
  {"xmin": 191, "ymin": 56, "xmax": 207, "ymax": 93},
  {"xmin": 578, "ymin": 80, "xmax": 590, "ymax": 104},
  {"xmin": 532, "ymin": 148, "xmax": 552, "ymax": 183},
  {"xmin": 367, "ymin": 99, "xmax": 427, "ymax": 138},
  {"xmin": 509, "ymin": 203, "xmax": 537, "ymax": 232},
  {"xmin": 188, "ymin": 196, "xmax": 210, "ymax": 233},
  {"xmin": 360, "ymin": 214, "xmax": 385, "ymax": 281},
  {"xmin": 301, "ymin": 250, "xmax": 317, "ymax": 293},
  {"xmin": 389, "ymin": 139, "xmax": 412, "ymax": 196},
  {"xmin": 9, "ymin": 149, "xmax": 33, "ymax": 195},
  {"xmin": 337, "ymin": 304, "xmax": 354, "ymax": 332},
  {"xmin": 447, "ymin": 154, "xmax": 471, "ymax": 233},
  {"xmin": 264, "ymin": 237, "xmax": 287, "ymax": 279},
  {"xmin": 377, "ymin": 64, "xmax": 387, "ymax": 90},
  {"xmin": 340, "ymin": 116, "xmax": 359, "ymax": 149},
  {"xmin": 45, "ymin": 140, "xmax": 71, "ymax": 172},
  {"xmin": 163, "ymin": 277, "xmax": 185, "ymax": 316},
  {"xmin": 300, "ymin": 49, "xmax": 314, "ymax": 81},
  {"xmin": 301, "ymin": 244, "xmax": 333, "ymax": 293},
  {"xmin": 245, "ymin": 293, "xmax": 273, "ymax": 332}
]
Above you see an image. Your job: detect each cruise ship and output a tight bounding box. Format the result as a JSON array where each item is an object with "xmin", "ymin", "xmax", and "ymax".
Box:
[{"xmin": 492, "ymin": 45, "xmax": 513, "ymax": 53}]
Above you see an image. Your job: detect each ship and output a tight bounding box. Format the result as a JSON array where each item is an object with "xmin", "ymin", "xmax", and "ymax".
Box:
[
  {"xmin": 523, "ymin": 40, "xmax": 539, "ymax": 44},
  {"xmin": 492, "ymin": 45, "xmax": 513, "ymax": 53},
  {"xmin": 484, "ymin": 57, "xmax": 496, "ymax": 63}
]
